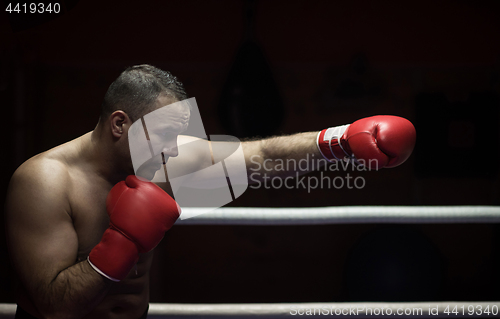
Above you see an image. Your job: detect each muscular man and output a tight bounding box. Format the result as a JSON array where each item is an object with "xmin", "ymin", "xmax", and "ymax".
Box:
[{"xmin": 5, "ymin": 65, "xmax": 416, "ymax": 319}]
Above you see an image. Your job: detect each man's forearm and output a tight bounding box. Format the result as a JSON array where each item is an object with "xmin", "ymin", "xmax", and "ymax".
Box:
[
  {"xmin": 36, "ymin": 261, "xmax": 111, "ymax": 319},
  {"xmin": 243, "ymin": 131, "xmax": 326, "ymax": 179}
]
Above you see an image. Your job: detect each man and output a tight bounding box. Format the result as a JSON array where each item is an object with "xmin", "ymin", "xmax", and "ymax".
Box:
[{"xmin": 5, "ymin": 65, "xmax": 416, "ymax": 319}]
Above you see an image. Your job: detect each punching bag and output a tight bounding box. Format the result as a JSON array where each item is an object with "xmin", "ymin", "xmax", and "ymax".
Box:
[{"xmin": 218, "ymin": 0, "xmax": 284, "ymax": 138}]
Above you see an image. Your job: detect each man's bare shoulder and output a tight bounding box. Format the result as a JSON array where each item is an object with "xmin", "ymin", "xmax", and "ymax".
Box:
[
  {"xmin": 9, "ymin": 133, "xmax": 90, "ymax": 192},
  {"xmin": 11, "ymin": 149, "xmax": 70, "ymax": 188},
  {"xmin": 6, "ymin": 147, "xmax": 74, "ymax": 221}
]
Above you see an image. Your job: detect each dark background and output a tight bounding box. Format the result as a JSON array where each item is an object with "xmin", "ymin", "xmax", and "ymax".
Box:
[{"xmin": 1, "ymin": 0, "xmax": 500, "ymax": 304}]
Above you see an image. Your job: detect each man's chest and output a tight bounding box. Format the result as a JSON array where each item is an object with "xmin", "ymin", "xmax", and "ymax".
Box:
[
  {"xmin": 67, "ymin": 177, "xmax": 156, "ymax": 275},
  {"xmin": 68, "ymin": 181, "xmax": 111, "ymax": 260}
]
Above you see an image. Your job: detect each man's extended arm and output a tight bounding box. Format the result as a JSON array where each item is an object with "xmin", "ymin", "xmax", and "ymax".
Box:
[
  {"xmin": 158, "ymin": 132, "xmax": 321, "ymax": 189},
  {"xmin": 5, "ymin": 159, "xmax": 111, "ymax": 319},
  {"xmin": 243, "ymin": 115, "xmax": 416, "ymax": 180},
  {"xmin": 159, "ymin": 115, "xmax": 415, "ymax": 188}
]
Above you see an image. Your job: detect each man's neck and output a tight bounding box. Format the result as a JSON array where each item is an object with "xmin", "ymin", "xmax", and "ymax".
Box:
[{"xmin": 87, "ymin": 124, "xmax": 130, "ymax": 185}]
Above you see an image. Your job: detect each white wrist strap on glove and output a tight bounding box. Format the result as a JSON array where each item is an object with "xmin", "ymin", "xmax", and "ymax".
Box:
[
  {"xmin": 316, "ymin": 124, "xmax": 350, "ymax": 161},
  {"xmin": 87, "ymin": 256, "xmax": 120, "ymax": 282}
]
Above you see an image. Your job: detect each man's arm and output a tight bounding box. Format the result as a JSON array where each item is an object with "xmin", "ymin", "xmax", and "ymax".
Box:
[
  {"xmin": 5, "ymin": 159, "xmax": 111, "ymax": 319},
  {"xmin": 243, "ymin": 116, "xmax": 417, "ymax": 178},
  {"xmin": 164, "ymin": 115, "xmax": 415, "ymax": 187},
  {"xmin": 153, "ymin": 132, "xmax": 322, "ymax": 192},
  {"xmin": 154, "ymin": 133, "xmax": 320, "ymax": 190}
]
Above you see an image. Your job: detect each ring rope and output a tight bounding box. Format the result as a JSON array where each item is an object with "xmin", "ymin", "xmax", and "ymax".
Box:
[
  {"xmin": 0, "ymin": 302, "xmax": 499, "ymax": 318},
  {"xmin": 147, "ymin": 302, "xmax": 500, "ymax": 318},
  {"xmin": 177, "ymin": 206, "xmax": 500, "ymax": 225}
]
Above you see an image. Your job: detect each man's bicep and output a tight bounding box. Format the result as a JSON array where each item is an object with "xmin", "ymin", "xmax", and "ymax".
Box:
[{"xmin": 5, "ymin": 165, "xmax": 79, "ymax": 296}]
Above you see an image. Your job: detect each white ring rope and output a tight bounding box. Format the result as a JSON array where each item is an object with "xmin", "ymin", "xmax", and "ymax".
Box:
[
  {"xmin": 177, "ymin": 206, "xmax": 500, "ymax": 225},
  {"xmin": 148, "ymin": 302, "xmax": 500, "ymax": 318},
  {"xmin": 0, "ymin": 302, "xmax": 499, "ymax": 318}
]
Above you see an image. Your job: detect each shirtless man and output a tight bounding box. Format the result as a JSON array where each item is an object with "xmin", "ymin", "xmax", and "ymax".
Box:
[{"xmin": 5, "ymin": 65, "xmax": 416, "ymax": 319}]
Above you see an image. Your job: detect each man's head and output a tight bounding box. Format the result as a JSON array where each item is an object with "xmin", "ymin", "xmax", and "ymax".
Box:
[
  {"xmin": 131, "ymin": 99, "xmax": 191, "ymax": 180},
  {"xmin": 96, "ymin": 65, "xmax": 190, "ymax": 178},
  {"xmin": 100, "ymin": 64, "xmax": 188, "ymax": 123}
]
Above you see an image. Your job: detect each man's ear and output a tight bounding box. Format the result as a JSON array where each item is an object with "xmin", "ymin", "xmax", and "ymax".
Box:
[{"xmin": 110, "ymin": 111, "xmax": 130, "ymax": 138}]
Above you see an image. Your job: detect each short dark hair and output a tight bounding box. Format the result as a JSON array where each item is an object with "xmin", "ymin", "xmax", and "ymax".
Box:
[{"xmin": 100, "ymin": 64, "xmax": 188, "ymax": 122}]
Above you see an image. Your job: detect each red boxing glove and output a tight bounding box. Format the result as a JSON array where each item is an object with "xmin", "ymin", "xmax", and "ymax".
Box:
[
  {"xmin": 88, "ymin": 175, "xmax": 180, "ymax": 281},
  {"xmin": 317, "ymin": 115, "xmax": 416, "ymax": 169}
]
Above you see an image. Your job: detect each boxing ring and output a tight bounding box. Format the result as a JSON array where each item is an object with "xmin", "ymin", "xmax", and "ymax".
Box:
[{"xmin": 1, "ymin": 206, "xmax": 499, "ymax": 318}]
